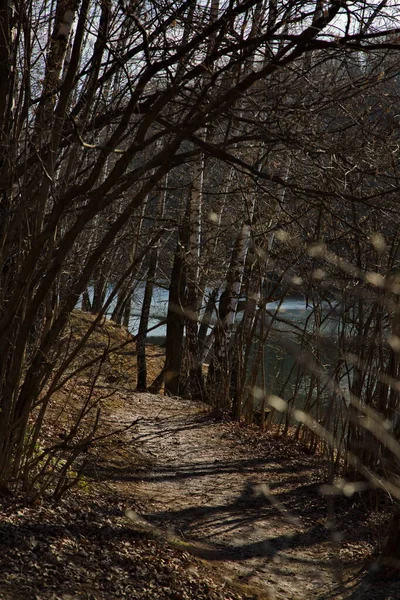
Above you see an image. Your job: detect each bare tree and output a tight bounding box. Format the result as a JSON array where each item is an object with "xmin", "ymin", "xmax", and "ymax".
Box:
[{"xmin": 0, "ymin": 0, "xmax": 399, "ymax": 508}]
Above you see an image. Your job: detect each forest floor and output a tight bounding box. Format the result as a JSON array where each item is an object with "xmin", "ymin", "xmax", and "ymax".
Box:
[{"xmin": 0, "ymin": 312, "xmax": 399, "ymax": 600}]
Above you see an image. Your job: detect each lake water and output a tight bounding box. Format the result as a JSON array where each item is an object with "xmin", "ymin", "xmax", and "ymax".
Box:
[
  {"xmin": 92, "ymin": 285, "xmax": 342, "ymax": 410},
  {"xmin": 127, "ymin": 285, "xmax": 170, "ymax": 340},
  {"xmin": 126, "ymin": 287, "xmax": 315, "ymax": 340},
  {"xmin": 126, "ymin": 288, "xmax": 337, "ymax": 404}
]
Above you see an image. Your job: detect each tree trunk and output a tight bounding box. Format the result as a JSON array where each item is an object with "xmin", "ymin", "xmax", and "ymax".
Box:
[
  {"xmin": 136, "ymin": 252, "xmax": 161, "ymax": 391},
  {"xmin": 82, "ymin": 288, "xmax": 92, "ymax": 312},
  {"xmin": 91, "ymin": 270, "xmax": 107, "ymax": 314},
  {"xmin": 183, "ymin": 153, "xmax": 205, "ymax": 400},
  {"xmin": 164, "ymin": 236, "xmax": 186, "ymax": 396},
  {"xmin": 198, "ymin": 288, "xmax": 218, "ymax": 360},
  {"xmin": 207, "ymin": 212, "xmax": 255, "ymax": 408},
  {"xmin": 136, "ymin": 176, "xmax": 167, "ymax": 391}
]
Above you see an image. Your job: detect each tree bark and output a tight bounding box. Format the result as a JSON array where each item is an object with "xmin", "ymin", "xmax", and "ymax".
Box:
[
  {"xmin": 136, "ymin": 176, "xmax": 167, "ymax": 390},
  {"xmin": 164, "ymin": 235, "xmax": 186, "ymax": 397}
]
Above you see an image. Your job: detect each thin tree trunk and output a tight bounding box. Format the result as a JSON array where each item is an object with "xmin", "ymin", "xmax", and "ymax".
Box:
[
  {"xmin": 207, "ymin": 203, "xmax": 255, "ymax": 408},
  {"xmin": 184, "ymin": 153, "xmax": 205, "ymax": 400},
  {"xmin": 164, "ymin": 235, "xmax": 186, "ymax": 396},
  {"xmin": 91, "ymin": 269, "xmax": 107, "ymax": 314},
  {"xmin": 136, "ymin": 253, "xmax": 159, "ymax": 391},
  {"xmin": 198, "ymin": 288, "xmax": 218, "ymax": 359},
  {"xmin": 82, "ymin": 288, "xmax": 91, "ymax": 312},
  {"xmin": 112, "ymin": 199, "xmax": 147, "ymax": 323},
  {"xmin": 136, "ymin": 176, "xmax": 167, "ymax": 390},
  {"xmin": 122, "ymin": 292, "xmax": 132, "ymax": 328}
]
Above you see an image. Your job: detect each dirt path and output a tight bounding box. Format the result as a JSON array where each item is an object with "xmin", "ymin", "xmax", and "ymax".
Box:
[
  {"xmin": 1, "ymin": 318, "xmax": 387, "ymax": 600},
  {"xmin": 94, "ymin": 392, "xmax": 370, "ymax": 600}
]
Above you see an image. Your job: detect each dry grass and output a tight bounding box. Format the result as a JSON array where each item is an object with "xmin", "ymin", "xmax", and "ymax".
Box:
[{"xmin": 65, "ymin": 310, "xmax": 165, "ymax": 388}]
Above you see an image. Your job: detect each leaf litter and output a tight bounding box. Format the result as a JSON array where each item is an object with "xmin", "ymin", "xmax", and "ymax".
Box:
[{"xmin": 1, "ymin": 312, "xmax": 399, "ymax": 599}]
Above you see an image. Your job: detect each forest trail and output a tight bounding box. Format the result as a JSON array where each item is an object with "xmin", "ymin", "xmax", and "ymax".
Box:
[{"xmin": 97, "ymin": 392, "xmax": 366, "ymax": 600}]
